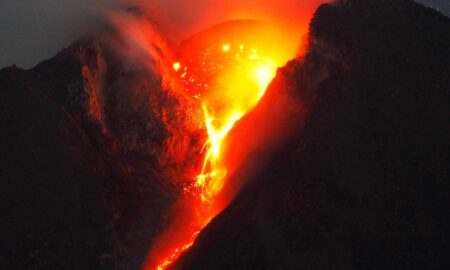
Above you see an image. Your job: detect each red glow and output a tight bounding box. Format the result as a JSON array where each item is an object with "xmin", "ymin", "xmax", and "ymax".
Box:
[{"xmin": 108, "ymin": 2, "xmax": 327, "ymax": 269}]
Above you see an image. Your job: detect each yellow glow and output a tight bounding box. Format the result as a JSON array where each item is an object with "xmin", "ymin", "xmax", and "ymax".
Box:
[
  {"xmin": 173, "ymin": 62, "xmax": 181, "ymax": 71},
  {"xmin": 222, "ymin": 43, "xmax": 231, "ymax": 52},
  {"xmin": 197, "ymin": 106, "xmax": 244, "ymax": 199},
  {"xmin": 190, "ymin": 45, "xmax": 279, "ymax": 207}
]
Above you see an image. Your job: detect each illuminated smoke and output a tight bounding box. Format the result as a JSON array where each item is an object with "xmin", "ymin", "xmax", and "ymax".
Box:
[{"xmin": 117, "ymin": 0, "xmax": 326, "ymax": 44}]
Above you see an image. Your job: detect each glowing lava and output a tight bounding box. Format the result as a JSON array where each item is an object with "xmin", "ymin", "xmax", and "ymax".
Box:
[{"xmin": 149, "ymin": 20, "xmax": 299, "ymax": 270}]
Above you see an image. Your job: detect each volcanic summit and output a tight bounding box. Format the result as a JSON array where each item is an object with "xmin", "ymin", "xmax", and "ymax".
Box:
[{"xmin": 1, "ymin": 1, "xmax": 449, "ymax": 270}]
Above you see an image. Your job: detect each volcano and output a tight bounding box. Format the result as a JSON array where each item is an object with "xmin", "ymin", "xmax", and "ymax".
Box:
[{"xmin": 1, "ymin": 1, "xmax": 450, "ymax": 270}]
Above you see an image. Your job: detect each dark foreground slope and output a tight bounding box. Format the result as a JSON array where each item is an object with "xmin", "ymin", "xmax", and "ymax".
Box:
[
  {"xmin": 0, "ymin": 35, "xmax": 202, "ymax": 269},
  {"xmin": 174, "ymin": 0, "xmax": 450, "ymax": 269}
]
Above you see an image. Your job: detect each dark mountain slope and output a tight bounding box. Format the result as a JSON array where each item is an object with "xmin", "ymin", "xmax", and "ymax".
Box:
[
  {"xmin": 174, "ymin": 0, "xmax": 450, "ymax": 269},
  {"xmin": 0, "ymin": 36, "xmax": 201, "ymax": 269}
]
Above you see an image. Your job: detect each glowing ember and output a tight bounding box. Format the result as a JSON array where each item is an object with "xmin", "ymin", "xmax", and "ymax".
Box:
[
  {"xmin": 172, "ymin": 62, "xmax": 181, "ymax": 72},
  {"xmin": 148, "ymin": 20, "xmax": 299, "ymax": 270},
  {"xmin": 222, "ymin": 43, "xmax": 231, "ymax": 52}
]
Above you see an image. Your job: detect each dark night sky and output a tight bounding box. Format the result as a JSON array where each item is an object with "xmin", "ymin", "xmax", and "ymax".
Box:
[{"xmin": 0, "ymin": 0, "xmax": 449, "ymax": 69}]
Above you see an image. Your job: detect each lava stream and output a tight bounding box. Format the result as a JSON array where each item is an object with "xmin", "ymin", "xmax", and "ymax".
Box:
[{"xmin": 148, "ymin": 20, "xmax": 299, "ymax": 270}]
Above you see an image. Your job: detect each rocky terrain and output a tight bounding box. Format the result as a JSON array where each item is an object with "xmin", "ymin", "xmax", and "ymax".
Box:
[{"xmin": 0, "ymin": 32, "xmax": 203, "ymax": 270}]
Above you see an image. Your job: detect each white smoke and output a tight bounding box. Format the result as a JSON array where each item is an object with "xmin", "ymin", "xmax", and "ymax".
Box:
[{"xmin": 0, "ymin": 0, "xmax": 116, "ymax": 69}]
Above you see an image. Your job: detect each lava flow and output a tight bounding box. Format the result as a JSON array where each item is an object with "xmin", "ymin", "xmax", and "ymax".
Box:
[{"xmin": 147, "ymin": 20, "xmax": 300, "ymax": 270}]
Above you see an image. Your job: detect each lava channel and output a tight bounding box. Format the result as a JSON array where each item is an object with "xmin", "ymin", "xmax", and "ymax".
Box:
[{"xmin": 146, "ymin": 20, "xmax": 300, "ymax": 270}]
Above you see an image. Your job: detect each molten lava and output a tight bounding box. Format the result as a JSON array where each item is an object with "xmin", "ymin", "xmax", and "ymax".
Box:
[{"xmin": 147, "ymin": 20, "xmax": 300, "ymax": 270}]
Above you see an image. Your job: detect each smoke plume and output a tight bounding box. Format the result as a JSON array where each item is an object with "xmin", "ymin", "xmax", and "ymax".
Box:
[{"xmin": 0, "ymin": 0, "xmax": 327, "ymax": 68}]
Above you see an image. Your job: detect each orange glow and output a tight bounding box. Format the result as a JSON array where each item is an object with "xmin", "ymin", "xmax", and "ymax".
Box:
[{"xmin": 146, "ymin": 20, "xmax": 299, "ymax": 270}]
